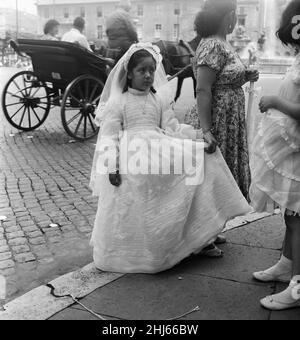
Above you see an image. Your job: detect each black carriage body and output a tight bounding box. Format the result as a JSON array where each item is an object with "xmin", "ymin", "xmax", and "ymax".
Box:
[
  {"xmin": 16, "ymin": 39, "xmax": 107, "ymax": 89},
  {"xmin": 2, "ymin": 39, "xmax": 107, "ymax": 140}
]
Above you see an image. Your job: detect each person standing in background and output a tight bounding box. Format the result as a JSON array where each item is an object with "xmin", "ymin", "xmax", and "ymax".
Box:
[
  {"xmin": 106, "ymin": 0, "xmax": 139, "ymax": 59},
  {"xmin": 185, "ymin": 0, "xmax": 259, "ymax": 200}
]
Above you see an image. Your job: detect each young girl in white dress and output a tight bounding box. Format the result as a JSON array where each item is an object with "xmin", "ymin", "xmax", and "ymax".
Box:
[
  {"xmin": 250, "ymin": 0, "xmax": 300, "ymax": 311},
  {"xmin": 90, "ymin": 43, "xmax": 251, "ymax": 274}
]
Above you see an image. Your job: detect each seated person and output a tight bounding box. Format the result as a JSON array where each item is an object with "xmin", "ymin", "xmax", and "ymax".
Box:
[
  {"xmin": 62, "ymin": 17, "xmax": 92, "ymax": 52},
  {"xmin": 42, "ymin": 19, "xmax": 60, "ymax": 41}
]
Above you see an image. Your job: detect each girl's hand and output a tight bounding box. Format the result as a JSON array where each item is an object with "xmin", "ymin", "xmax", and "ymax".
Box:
[
  {"xmin": 259, "ymin": 96, "xmax": 277, "ymax": 113},
  {"xmin": 203, "ymin": 131, "xmax": 218, "ymax": 154},
  {"xmin": 109, "ymin": 171, "xmax": 122, "ymax": 187},
  {"xmin": 246, "ymin": 69, "xmax": 259, "ymax": 83}
]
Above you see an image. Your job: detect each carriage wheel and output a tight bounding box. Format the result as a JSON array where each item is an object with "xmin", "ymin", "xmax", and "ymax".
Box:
[
  {"xmin": 61, "ymin": 75, "xmax": 104, "ymax": 141},
  {"xmin": 2, "ymin": 71, "xmax": 51, "ymax": 131}
]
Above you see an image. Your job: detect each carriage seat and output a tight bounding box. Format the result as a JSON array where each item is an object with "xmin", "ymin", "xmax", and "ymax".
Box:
[{"xmin": 11, "ymin": 39, "xmax": 108, "ymax": 88}]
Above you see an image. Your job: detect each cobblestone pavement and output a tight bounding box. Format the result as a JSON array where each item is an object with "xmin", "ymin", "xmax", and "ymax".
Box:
[
  {"xmin": 0, "ymin": 67, "xmax": 194, "ymax": 300},
  {"xmin": 0, "ymin": 68, "xmax": 100, "ymax": 299}
]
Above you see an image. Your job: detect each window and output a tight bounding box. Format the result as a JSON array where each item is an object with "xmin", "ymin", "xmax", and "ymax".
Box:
[
  {"xmin": 155, "ymin": 24, "xmax": 162, "ymax": 39},
  {"xmin": 156, "ymin": 4, "xmax": 162, "ymax": 16},
  {"xmin": 174, "ymin": 4, "xmax": 180, "ymax": 16},
  {"xmin": 174, "ymin": 24, "xmax": 180, "ymax": 41},
  {"xmin": 137, "ymin": 5, "xmax": 144, "ymax": 17},
  {"xmin": 45, "ymin": 8, "xmax": 50, "ymax": 19},
  {"xmin": 97, "ymin": 6, "xmax": 103, "ymax": 18},
  {"xmin": 239, "ymin": 6, "xmax": 245, "ymax": 15},
  {"xmin": 97, "ymin": 25, "xmax": 103, "ymax": 39},
  {"xmin": 63, "ymin": 7, "xmax": 69, "ymax": 19},
  {"xmin": 80, "ymin": 7, "xmax": 85, "ymax": 18}
]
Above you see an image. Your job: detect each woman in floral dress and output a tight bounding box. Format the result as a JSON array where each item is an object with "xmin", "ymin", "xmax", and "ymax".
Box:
[{"xmin": 185, "ymin": 0, "xmax": 259, "ymax": 199}]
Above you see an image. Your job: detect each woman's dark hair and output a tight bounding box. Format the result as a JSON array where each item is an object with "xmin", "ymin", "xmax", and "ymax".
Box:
[
  {"xmin": 194, "ymin": 0, "xmax": 237, "ymax": 39},
  {"xmin": 277, "ymin": 0, "xmax": 300, "ymax": 48},
  {"xmin": 44, "ymin": 19, "xmax": 60, "ymax": 35},
  {"xmin": 124, "ymin": 49, "xmax": 157, "ymax": 93}
]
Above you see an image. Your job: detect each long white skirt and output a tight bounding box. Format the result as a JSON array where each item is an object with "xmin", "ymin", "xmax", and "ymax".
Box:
[{"xmin": 90, "ymin": 130, "xmax": 251, "ymax": 274}]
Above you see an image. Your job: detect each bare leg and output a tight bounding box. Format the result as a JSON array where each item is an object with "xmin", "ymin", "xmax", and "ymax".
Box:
[
  {"xmin": 260, "ymin": 213, "xmax": 300, "ymax": 310},
  {"xmin": 282, "ymin": 228, "xmax": 292, "ymax": 261},
  {"xmin": 285, "ymin": 213, "xmax": 300, "ymax": 276}
]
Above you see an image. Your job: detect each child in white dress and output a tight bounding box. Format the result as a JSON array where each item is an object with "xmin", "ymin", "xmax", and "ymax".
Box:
[
  {"xmin": 250, "ymin": 0, "xmax": 300, "ymax": 311},
  {"xmin": 90, "ymin": 43, "xmax": 251, "ymax": 274}
]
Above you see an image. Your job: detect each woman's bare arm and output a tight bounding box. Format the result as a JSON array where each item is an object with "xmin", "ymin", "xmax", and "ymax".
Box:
[
  {"xmin": 196, "ymin": 66, "xmax": 217, "ymax": 131},
  {"xmin": 196, "ymin": 66, "xmax": 219, "ymax": 153}
]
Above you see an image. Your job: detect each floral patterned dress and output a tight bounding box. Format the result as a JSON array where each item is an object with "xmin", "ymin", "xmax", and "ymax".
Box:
[{"xmin": 185, "ymin": 37, "xmax": 251, "ymax": 199}]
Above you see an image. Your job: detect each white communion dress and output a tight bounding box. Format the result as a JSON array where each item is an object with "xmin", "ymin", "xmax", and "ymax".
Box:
[
  {"xmin": 90, "ymin": 88, "xmax": 251, "ymax": 274},
  {"xmin": 250, "ymin": 55, "xmax": 300, "ymax": 214}
]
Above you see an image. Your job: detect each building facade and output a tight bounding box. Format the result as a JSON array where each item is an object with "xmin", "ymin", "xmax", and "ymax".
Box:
[
  {"xmin": 36, "ymin": 0, "xmax": 266, "ymax": 43},
  {"xmin": 36, "ymin": 0, "xmax": 290, "ymax": 54}
]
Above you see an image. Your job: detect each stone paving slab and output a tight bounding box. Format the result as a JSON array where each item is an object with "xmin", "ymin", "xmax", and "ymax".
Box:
[
  {"xmin": 172, "ymin": 243, "xmax": 281, "ymax": 285},
  {"xmin": 54, "ymin": 273, "xmax": 272, "ymax": 321},
  {"xmin": 225, "ymin": 215, "xmax": 285, "ymax": 250},
  {"xmin": 0, "ymin": 263, "xmax": 124, "ymax": 320}
]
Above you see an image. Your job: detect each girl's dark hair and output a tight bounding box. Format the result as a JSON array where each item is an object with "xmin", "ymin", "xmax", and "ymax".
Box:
[
  {"xmin": 277, "ymin": 0, "xmax": 300, "ymax": 47},
  {"xmin": 194, "ymin": 0, "xmax": 237, "ymax": 39},
  {"xmin": 124, "ymin": 49, "xmax": 157, "ymax": 93},
  {"xmin": 44, "ymin": 19, "xmax": 60, "ymax": 35}
]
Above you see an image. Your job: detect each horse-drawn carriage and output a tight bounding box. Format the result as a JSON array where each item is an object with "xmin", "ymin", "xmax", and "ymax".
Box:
[
  {"xmin": 2, "ymin": 38, "xmax": 196, "ymax": 141},
  {"xmin": 2, "ymin": 39, "xmax": 108, "ymax": 141}
]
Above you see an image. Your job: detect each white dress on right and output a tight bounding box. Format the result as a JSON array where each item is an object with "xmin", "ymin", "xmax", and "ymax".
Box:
[{"xmin": 250, "ymin": 55, "xmax": 300, "ymax": 214}]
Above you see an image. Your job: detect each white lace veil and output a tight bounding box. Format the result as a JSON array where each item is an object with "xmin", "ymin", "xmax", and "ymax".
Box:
[{"xmin": 95, "ymin": 42, "xmax": 173, "ymax": 127}]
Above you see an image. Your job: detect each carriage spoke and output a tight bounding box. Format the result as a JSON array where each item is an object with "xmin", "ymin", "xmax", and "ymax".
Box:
[
  {"xmin": 89, "ymin": 83, "xmax": 99, "ymax": 102},
  {"xmin": 85, "ymin": 79, "xmax": 89, "ymax": 100},
  {"xmin": 91, "ymin": 94, "xmax": 102, "ymax": 105},
  {"xmin": 19, "ymin": 106, "xmax": 27, "ymax": 126},
  {"xmin": 77, "ymin": 84, "xmax": 84, "ymax": 101},
  {"xmin": 70, "ymin": 94, "xmax": 82, "ymax": 105},
  {"xmin": 7, "ymin": 91, "xmax": 24, "ymax": 100},
  {"xmin": 5, "ymin": 102, "xmax": 22, "ymax": 108},
  {"xmin": 66, "ymin": 112, "xmax": 81, "ymax": 126},
  {"xmin": 22, "ymin": 76, "xmax": 29, "ymax": 96},
  {"xmin": 87, "ymin": 113, "xmax": 96, "ymax": 133},
  {"xmin": 31, "ymin": 107, "xmax": 42, "ymax": 123},
  {"xmin": 13, "ymin": 80, "xmax": 26, "ymax": 97},
  {"xmin": 74, "ymin": 115, "xmax": 84, "ymax": 136},
  {"xmin": 30, "ymin": 87, "xmax": 42, "ymax": 98},
  {"xmin": 84, "ymin": 115, "xmax": 88, "ymax": 138},
  {"xmin": 27, "ymin": 107, "xmax": 32, "ymax": 129},
  {"xmin": 10, "ymin": 104, "xmax": 26, "ymax": 120}
]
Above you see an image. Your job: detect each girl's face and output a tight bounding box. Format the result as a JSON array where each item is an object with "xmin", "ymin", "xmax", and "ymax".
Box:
[{"xmin": 128, "ymin": 56, "xmax": 156, "ymax": 92}]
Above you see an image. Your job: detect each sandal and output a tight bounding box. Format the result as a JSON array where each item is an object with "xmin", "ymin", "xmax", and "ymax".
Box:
[
  {"xmin": 215, "ymin": 235, "xmax": 227, "ymax": 245},
  {"xmin": 200, "ymin": 244, "xmax": 224, "ymax": 258}
]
